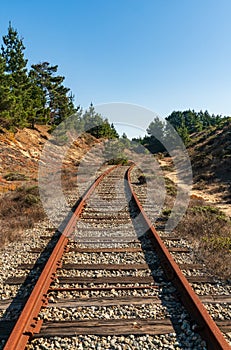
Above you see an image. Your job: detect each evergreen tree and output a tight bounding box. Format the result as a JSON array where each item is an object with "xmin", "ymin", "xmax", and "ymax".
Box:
[
  {"xmin": 82, "ymin": 103, "xmax": 102, "ymax": 137},
  {"xmin": 63, "ymin": 105, "xmax": 84, "ymax": 134},
  {"xmin": 100, "ymin": 119, "xmax": 119, "ymax": 138},
  {"xmin": 26, "ymin": 82, "xmax": 46, "ymax": 128},
  {"xmin": 28, "ymin": 64, "xmax": 48, "ymax": 125},
  {"xmin": 166, "ymin": 111, "xmax": 183, "ymax": 130},
  {"xmin": 176, "ymin": 121, "xmax": 191, "ymax": 145},
  {"xmin": 147, "ymin": 117, "xmax": 165, "ymax": 140},
  {"xmin": 145, "ymin": 117, "xmax": 166, "ymax": 153},
  {"xmin": 0, "ymin": 53, "xmax": 12, "ymax": 127},
  {"xmin": 29, "ymin": 61, "xmax": 76, "ymax": 125},
  {"xmin": 120, "ymin": 132, "xmax": 130, "ymax": 147},
  {"xmin": 82, "ymin": 104, "xmax": 116, "ymax": 138},
  {"xmin": 110, "ymin": 123, "xmax": 119, "ymax": 138},
  {"xmin": 167, "ymin": 109, "xmax": 222, "ymax": 136},
  {"xmin": 1, "ymin": 23, "xmax": 32, "ymax": 127},
  {"xmin": 104, "ymin": 138, "xmax": 128, "ymax": 164},
  {"xmin": 82, "ymin": 104, "xmax": 119, "ymax": 139}
]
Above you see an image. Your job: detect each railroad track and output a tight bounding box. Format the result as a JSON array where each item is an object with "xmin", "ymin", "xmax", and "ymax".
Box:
[{"xmin": 0, "ymin": 165, "xmax": 230, "ymax": 349}]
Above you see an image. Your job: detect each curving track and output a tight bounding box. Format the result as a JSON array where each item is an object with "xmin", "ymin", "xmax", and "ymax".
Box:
[{"xmin": 0, "ymin": 165, "xmax": 230, "ymax": 349}]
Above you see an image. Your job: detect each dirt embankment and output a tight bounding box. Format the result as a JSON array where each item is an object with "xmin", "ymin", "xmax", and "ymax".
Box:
[
  {"xmin": 0, "ymin": 125, "xmax": 100, "ymax": 247},
  {"xmin": 159, "ymin": 156, "xmax": 231, "ymax": 218},
  {"xmin": 158, "ymin": 119, "xmax": 231, "ymax": 218},
  {"xmin": 0, "ymin": 125, "xmax": 99, "ymax": 193}
]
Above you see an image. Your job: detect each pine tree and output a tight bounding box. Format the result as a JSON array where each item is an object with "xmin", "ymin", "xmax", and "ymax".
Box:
[
  {"xmin": 100, "ymin": 119, "xmax": 119, "ymax": 139},
  {"xmin": 0, "ymin": 53, "xmax": 12, "ymax": 127},
  {"xmin": 27, "ymin": 82, "xmax": 46, "ymax": 128},
  {"xmin": 1, "ymin": 23, "xmax": 32, "ymax": 127},
  {"xmin": 146, "ymin": 117, "xmax": 166, "ymax": 152},
  {"xmin": 82, "ymin": 103, "xmax": 104, "ymax": 137},
  {"xmin": 82, "ymin": 104, "xmax": 119, "ymax": 139},
  {"xmin": 109, "ymin": 123, "xmax": 119, "ymax": 138},
  {"xmin": 177, "ymin": 120, "xmax": 191, "ymax": 145},
  {"xmin": 30, "ymin": 62, "xmax": 76, "ymax": 125},
  {"xmin": 63, "ymin": 105, "xmax": 84, "ymax": 134}
]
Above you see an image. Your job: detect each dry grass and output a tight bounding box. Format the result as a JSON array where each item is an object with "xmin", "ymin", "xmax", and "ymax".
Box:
[
  {"xmin": 160, "ymin": 165, "xmax": 174, "ymax": 172},
  {"xmin": 161, "ymin": 175, "xmax": 231, "ymax": 280},
  {"xmin": 61, "ymin": 168, "xmax": 78, "ymax": 192},
  {"xmin": 164, "ymin": 177, "xmax": 177, "ymax": 196},
  {"xmin": 174, "ymin": 199, "xmax": 231, "ymax": 280},
  {"xmin": 0, "ymin": 168, "xmax": 80, "ymax": 249},
  {"xmin": 0, "ymin": 185, "xmax": 45, "ymax": 247}
]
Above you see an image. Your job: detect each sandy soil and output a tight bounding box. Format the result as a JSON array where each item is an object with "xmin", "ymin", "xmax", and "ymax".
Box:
[{"xmin": 158, "ymin": 157, "xmax": 231, "ymax": 218}]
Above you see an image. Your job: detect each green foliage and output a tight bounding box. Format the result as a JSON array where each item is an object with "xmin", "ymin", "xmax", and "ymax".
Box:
[
  {"xmin": 14, "ymin": 185, "xmax": 40, "ymax": 206},
  {"xmin": 0, "ymin": 23, "xmax": 77, "ymax": 130},
  {"xmin": 0, "ymin": 56, "xmax": 12, "ymax": 128},
  {"xmin": 0, "ymin": 24, "xmax": 118, "ymax": 136},
  {"xmin": 61, "ymin": 106, "xmax": 84, "ymax": 134},
  {"xmin": 107, "ymin": 157, "xmax": 129, "ymax": 165},
  {"xmin": 29, "ymin": 61, "xmax": 76, "ymax": 125},
  {"xmin": 104, "ymin": 138, "xmax": 128, "ymax": 164},
  {"xmin": 134, "ymin": 116, "xmax": 167, "ymax": 153},
  {"xmin": 4, "ymin": 172, "xmax": 27, "ymax": 181},
  {"xmin": 130, "ymin": 141, "xmax": 149, "ymax": 154},
  {"xmin": 134, "ymin": 110, "xmax": 226, "ymax": 153},
  {"xmin": 202, "ymin": 235, "xmax": 231, "ymax": 250},
  {"xmin": 165, "ymin": 177, "xmax": 177, "ymax": 196},
  {"xmin": 24, "ymin": 193, "xmax": 39, "ymax": 205},
  {"xmin": 191, "ymin": 205, "xmax": 227, "ymax": 220},
  {"xmin": 48, "ymin": 102, "xmax": 119, "ymax": 145},
  {"xmin": 147, "ymin": 117, "xmax": 165, "ymax": 139},
  {"xmin": 162, "ymin": 208, "xmax": 172, "ymax": 217},
  {"xmin": 1, "ymin": 23, "xmax": 32, "ymax": 128},
  {"xmin": 82, "ymin": 103, "xmax": 119, "ymax": 139},
  {"xmin": 166, "ymin": 109, "xmax": 223, "ymax": 138}
]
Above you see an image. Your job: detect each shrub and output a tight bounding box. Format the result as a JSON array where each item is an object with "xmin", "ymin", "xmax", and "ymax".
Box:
[
  {"xmin": 175, "ymin": 200, "xmax": 231, "ymax": 280},
  {"xmin": 107, "ymin": 158, "xmax": 129, "ymax": 165},
  {"xmin": 4, "ymin": 172, "xmax": 27, "ymax": 181},
  {"xmin": 0, "ymin": 184, "xmax": 45, "ymax": 247},
  {"xmin": 165, "ymin": 177, "xmax": 177, "ymax": 196}
]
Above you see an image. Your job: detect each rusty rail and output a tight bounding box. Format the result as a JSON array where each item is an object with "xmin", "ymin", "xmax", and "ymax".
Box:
[
  {"xmin": 126, "ymin": 165, "xmax": 230, "ymax": 350},
  {"xmin": 4, "ymin": 164, "xmax": 231, "ymax": 349},
  {"xmin": 4, "ymin": 165, "xmax": 118, "ymax": 350}
]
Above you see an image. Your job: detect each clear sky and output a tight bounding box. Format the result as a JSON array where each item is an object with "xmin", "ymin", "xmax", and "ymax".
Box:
[{"xmin": 0, "ymin": 0, "xmax": 230, "ymax": 137}]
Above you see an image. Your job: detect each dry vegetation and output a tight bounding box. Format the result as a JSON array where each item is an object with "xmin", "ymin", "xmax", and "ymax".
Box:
[
  {"xmin": 0, "ymin": 167, "xmax": 79, "ymax": 249},
  {"xmin": 0, "ymin": 121, "xmax": 230, "ymax": 282},
  {"xmin": 161, "ymin": 172, "xmax": 231, "ymax": 281},
  {"xmin": 189, "ymin": 118, "xmax": 231, "ymax": 201},
  {"xmin": 0, "ymin": 127, "xmax": 100, "ymax": 249},
  {"xmin": 174, "ymin": 199, "xmax": 231, "ymax": 280},
  {"xmin": 157, "ymin": 121, "xmax": 231, "ymax": 280},
  {"xmin": 0, "ymin": 184, "xmax": 45, "ymax": 247},
  {"xmin": 141, "ymin": 164, "xmax": 230, "ymax": 280}
]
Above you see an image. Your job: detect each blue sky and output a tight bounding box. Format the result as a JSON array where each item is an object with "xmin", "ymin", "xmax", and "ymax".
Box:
[{"xmin": 0, "ymin": 0, "xmax": 230, "ymax": 137}]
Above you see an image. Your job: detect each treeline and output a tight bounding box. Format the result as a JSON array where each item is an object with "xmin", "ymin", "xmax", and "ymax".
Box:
[
  {"xmin": 58, "ymin": 103, "xmax": 118, "ymax": 140},
  {"xmin": 166, "ymin": 110, "xmax": 223, "ymax": 143},
  {"xmin": 134, "ymin": 109, "xmax": 227, "ymax": 152},
  {"xmin": 0, "ymin": 23, "xmax": 117, "ymax": 139}
]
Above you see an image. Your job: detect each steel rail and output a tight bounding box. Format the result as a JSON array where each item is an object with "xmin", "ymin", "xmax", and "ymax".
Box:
[
  {"xmin": 4, "ymin": 165, "xmax": 118, "ymax": 350},
  {"xmin": 126, "ymin": 165, "xmax": 230, "ymax": 350}
]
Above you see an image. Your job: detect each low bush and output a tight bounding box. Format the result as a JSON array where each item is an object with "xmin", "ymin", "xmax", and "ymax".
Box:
[
  {"xmin": 160, "ymin": 165, "xmax": 174, "ymax": 172},
  {"xmin": 165, "ymin": 177, "xmax": 177, "ymax": 196},
  {"xmin": 0, "ymin": 184, "xmax": 45, "ymax": 247},
  {"xmin": 175, "ymin": 200, "xmax": 231, "ymax": 280},
  {"xmin": 4, "ymin": 172, "xmax": 28, "ymax": 181},
  {"xmin": 107, "ymin": 158, "xmax": 129, "ymax": 165}
]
